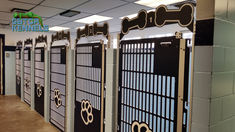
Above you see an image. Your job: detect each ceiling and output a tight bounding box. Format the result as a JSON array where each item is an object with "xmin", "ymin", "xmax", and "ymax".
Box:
[{"xmin": 0, "ymin": 0, "xmax": 193, "ymax": 33}]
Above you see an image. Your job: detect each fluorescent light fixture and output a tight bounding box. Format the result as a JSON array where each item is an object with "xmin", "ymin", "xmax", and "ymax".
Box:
[
  {"xmin": 74, "ymin": 15, "xmax": 112, "ymax": 24},
  {"xmin": 120, "ymin": 9, "xmax": 155, "ymax": 19},
  {"xmin": 49, "ymin": 26, "xmax": 70, "ymax": 31},
  {"xmin": 135, "ymin": 0, "xmax": 186, "ymax": 8}
]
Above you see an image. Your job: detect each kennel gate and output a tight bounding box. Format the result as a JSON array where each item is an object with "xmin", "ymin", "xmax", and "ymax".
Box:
[
  {"xmin": 24, "ymin": 47, "xmax": 31, "ymax": 105},
  {"xmin": 50, "ymin": 45, "xmax": 67, "ymax": 131},
  {"xmin": 118, "ymin": 36, "xmax": 190, "ymax": 132},
  {"xmin": 34, "ymin": 47, "xmax": 45, "ymax": 116},
  {"xmin": 74, "ymin": 43, "xmax": 105, "ymax": 132},
  {"xmin": 16, "ymin": 45, "xmax": 21, "ymax": 97}
]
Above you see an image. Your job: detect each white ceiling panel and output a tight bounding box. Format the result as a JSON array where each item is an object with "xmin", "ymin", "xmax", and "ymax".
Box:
[
  {"xmin": 11, "ymin": 0, "xmax": 43, "ymax": 4},
  {"xmin": 51, "ymin": 12, "xmax": 91, "ymax": 21},
  {"xmin": 31, "ymin": 6, "xmax": 65, "ymax": 17},
  {"xmin": 0, "ymin": 0, "xmax": 34, "ymax": 12},
  {"xmin": 0, "ymin": 12, "xmax": 12, "ymax": 21},
  {"xmin": 122, "ymin": 0, "xmax": 138, "ymax": 2},
  {"xmin": 59, "ymin": 22, "xmax": 84, "ymax": 29},
  {"xmin": 0, "ymin": 19, "xmax": 9, "ymax": 24},
  {"xmin": 73, "ymin": 0, "xmax": 127, "ymax": 14},
  {"xmin": 109, "ymin": 24, "xmax": 121, "ymax": 33},
  {"xmin": 99, "ymin": 3, "xmax": 152, "ymax": 18},
  {"xmin": 41, "ymin": 0, "xmax": 89, "ymax": 9},
  {"xmin": 43, "ymin": 18, "xmax": 69, "ymax": 26}
]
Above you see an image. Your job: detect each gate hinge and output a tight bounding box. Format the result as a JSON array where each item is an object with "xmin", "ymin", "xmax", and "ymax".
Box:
[
  {"xmin": 117, "ymin": 125, "xmax": 120, "ymax": 131},
  {"xmin": 175, "ymin": 32, "xmax": 182, "ymax": 39}
]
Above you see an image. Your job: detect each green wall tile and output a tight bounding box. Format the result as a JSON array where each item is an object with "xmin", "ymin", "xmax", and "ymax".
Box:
[
  {"xmin": 211, "ymin": 72, "xmax": 233, "ymax": 98},
  {"xmin": 210, "ymin": 99, "xmax": 222, "ymax": 125}
]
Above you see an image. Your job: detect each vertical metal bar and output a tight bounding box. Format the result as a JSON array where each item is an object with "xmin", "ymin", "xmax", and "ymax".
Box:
[
  {"xmin": 177, "ymin": 39, "xmax": 186, "ymax": 132},
  {"xmin": 100, "ymin": 40, "xmax": 105, "ymax": 132},
  {"xmin": 188, "ymin": 23, "xmax": 196, "ymax": 132},
  {"xmin": 169, "ymin": 77, "xmax": 172, "ymax": 132}
]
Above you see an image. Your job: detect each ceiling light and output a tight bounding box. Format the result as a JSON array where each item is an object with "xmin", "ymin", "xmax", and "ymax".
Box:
[
  {"xmin": 60, "ymin": 10, "xmax": 80, "ymax": 17},
  {"xmin": 49, "ymin": 26, "xmax": 70, "ymax": 31},
  {"xmin": 74, "ymin": 15, "xmax": 113, "ymax": 24},
  {"xmin": 135, "ymin": 0, "xmax": 186, "ymax": 8}
]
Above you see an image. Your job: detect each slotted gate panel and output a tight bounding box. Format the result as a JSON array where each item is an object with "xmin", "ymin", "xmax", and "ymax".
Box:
[
  {"xmin": 50, "ymin": 46, "xmax": 66, "ymax": 131},
  {"xmin": 16, "ymin": 49, "xmax": 21, "ymax": 97},
  {"xmin": 24, "ymin": 48, "xmax": 31, "ymax": 105},
  {"xmin": 75, "ymin": 43, "xmax": 104, "ymax": 132},
  {"xmin": 118, "ymin": 37, "xmax": 188, "ymax": 132},
  {"xmin": 34, "ymin": 47, "xmax": 45, "ymax": 116}
]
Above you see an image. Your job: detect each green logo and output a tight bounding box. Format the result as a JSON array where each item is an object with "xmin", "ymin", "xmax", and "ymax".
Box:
[{"xmin": 12, "ymin": 12, "xmax": 49, "ymax": 32}]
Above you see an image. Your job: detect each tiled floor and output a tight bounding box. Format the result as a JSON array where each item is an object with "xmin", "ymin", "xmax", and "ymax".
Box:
[{"xmin": 0, "ymin": 95, "xmax": 59, "ymax": 132}]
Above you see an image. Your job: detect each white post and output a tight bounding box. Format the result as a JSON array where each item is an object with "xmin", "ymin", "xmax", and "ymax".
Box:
[
  {"xmin": 21, "ymin": 47, "xmax": 24, "ymax": 102},
  {"xmin": 104, "ymin": 34, "xmax": 119, "ymax": 132},
  {"xmin": 44, "ymin": 48, "xmax": 50, "ymax": 122},
  {"xmin": 66, "ymin": 46, "xmax": 75, "ymax": 132},
  {"xmin": 31, "ymin": 46, "xmax": 35, "ymax": 110}
]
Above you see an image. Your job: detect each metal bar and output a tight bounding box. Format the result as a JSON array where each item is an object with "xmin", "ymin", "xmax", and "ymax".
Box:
[
  {"xmin": 177, "ymin": 39, "xmax": 186, "ymax": 132},
  {"xmin": 100, "ymin": 40, "xmax": 105, "ymax": 132}
]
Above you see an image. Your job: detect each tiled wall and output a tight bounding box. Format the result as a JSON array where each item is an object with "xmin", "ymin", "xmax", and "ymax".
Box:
[
  {"xmin": 210, "ymin": 0, "xmax": 235, "ymax": 131},
  {"xmin": 191, "ymin": 0, "xmax": 214, "ymax": 132}
]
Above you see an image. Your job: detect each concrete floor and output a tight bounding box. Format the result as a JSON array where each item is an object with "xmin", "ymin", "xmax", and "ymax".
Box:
[{"xmin": 0, "ymin": 95, "xmax": 59, "ymax": 132}]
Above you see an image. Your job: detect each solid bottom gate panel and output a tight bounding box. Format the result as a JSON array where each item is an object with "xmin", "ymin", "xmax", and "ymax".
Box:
[
  {"xmin": 24, "ymin": 48, "xmax": 31, "ymax": 106},
  {"xmin": 16, "ymin": 49, "xmax": 21, "ymax": 97},
  {"xmin": 50, "ymin": 46, "xmax": 66, "ymax": 131},
  {"xmin": 34, "ymin": 48, "xmax": 45, "ymax": 116},
  {"xmin": 74, "ymin": 43, "xmax": 104, "ymax": 132},
  {"xmin": 118, "ymin": 37, "xmax": 189, "ymax": 132}
]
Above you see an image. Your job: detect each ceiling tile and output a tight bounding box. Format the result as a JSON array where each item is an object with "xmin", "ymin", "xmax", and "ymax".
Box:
[
  {"xmin": 0, "ymin": 12, "xmax": 12, "ymax": 21},
  {"xmin": 11, "ymin": 0, "xmax": 43, "ymax": 4},
  {"xmin": 123, "ymin": 0, "xmax": 138, "ymax": 2},
  {"xmin": 73, "ymin": 0, "xmax": 127, "ymax": 14},
  {"xmin": 60, "ymin": 22, "xmax": 84, "ymax": 29},
  {"xmin": 41, "ymin": 0, "xmax": 89, "ymax": 10},
  {"xmin": 51, "ymin": 12, "xmax": 91, "ymax": 21},
  {"xmin": 31, "ymin": 6, "xmax": 65, "ymax": 17},
  {"xmin": 0, "ymin": 19, "xmax": 9, "ymax": 24},
  {"xmin": 0, "ymin": 0, "xmax": 34, "ymax": 12},
  {"xmin": 43, "ymin": 18, "xmax": 69, "ymax": 26},
  {"xmin": 99, "ymin": 3, "xmax": 152, "ymax": 18}
]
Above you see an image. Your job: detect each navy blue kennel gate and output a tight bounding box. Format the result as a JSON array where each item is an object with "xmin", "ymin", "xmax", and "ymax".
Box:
[{"xmin": 118, "ymin": 37, "xmax": 190, "ymax": 132}]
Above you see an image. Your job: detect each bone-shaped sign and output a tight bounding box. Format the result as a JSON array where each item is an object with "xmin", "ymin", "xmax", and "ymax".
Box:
[
  {"xmin": 121, "ymin": 9, "xmax": 147, "ymax": 35},
  {"xmin": 16, "ymin": 41, "xmax": 23, "ymax": 49},
  {"xmin": 93, "ymin": 22, "xmax": 108, "ymax": 36},
  {"xmin": 35, "ymin": 35, "xmax": 47, "ymax": 45},
  {"xmin": 24, "ymin": 38, "xmax": 33, "ymax": 46},
  {"xmin": 76, "ymin": 22, "xmax": 109, "ymax": 42},
  {"xmin": 51, "ymin": 30, "xmax": 70, "ymax": 43},
  {"xmin": 155, "ymin": 4, "xmax": 193, "ymax": 27}
]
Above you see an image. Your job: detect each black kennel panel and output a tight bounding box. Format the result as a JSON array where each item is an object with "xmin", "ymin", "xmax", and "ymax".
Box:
[
  {"xmin": 74, "ymin": 43, "xmax": 105, "ymax": 132},
  {"xmin": 34, "ymin": 47, "xmax": 45, "ymax": 117},
  {"xmin": 50, "ymin": 46, "xmax": 66, "ymax": 131},
  {"xmin": 24, "ymin": 48, "xmax": 31, "ymax": 106},
  {"xmin": 16, "ymin": 48, "xmax": 21, "ymax": 97},
  {"xmin": 118, "ymin": 37, "xmax": 188, "ymax": 132}
]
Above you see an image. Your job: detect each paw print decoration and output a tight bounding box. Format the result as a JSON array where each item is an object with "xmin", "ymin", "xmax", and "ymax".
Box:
[
  {"xmin": 25, "ymin": 78, "xmax": 30, "ymax": 89},
  {"xmin": 132, "ymin": 121, "xmax": 152, "ymax": 132},
  {"xmin": 80, "ymin": 100, "xmax": 94, "ymax": 125},
  {"xmin": 36, "ymin": 82, "xmax": 42, "ymax": 98},
  {"xmin": 17, "ymin": 76, "xmax": 20, "ymax": 85},
  {"xmin": 54, "ymin": 89, "xmax": 62, "ymax": 108}
]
